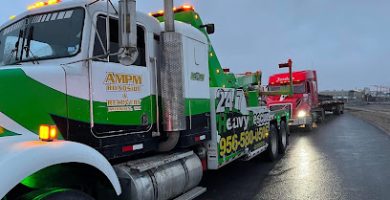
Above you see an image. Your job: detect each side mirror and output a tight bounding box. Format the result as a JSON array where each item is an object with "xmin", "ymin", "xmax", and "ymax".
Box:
[
  {"xmin": 200, "ymin": 24, "xmax": 215, "ymax": 35},
  {"xmin": 118, "ymin": 0, "xmax": 138, "ymax": 66}
]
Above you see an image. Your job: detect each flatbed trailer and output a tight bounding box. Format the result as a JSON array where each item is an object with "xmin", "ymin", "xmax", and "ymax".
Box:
[{"xmin": 318, "ymin": 94, "xmax": 345, "ymax": 115}]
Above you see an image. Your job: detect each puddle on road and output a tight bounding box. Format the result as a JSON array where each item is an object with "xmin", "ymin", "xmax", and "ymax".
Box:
[{"xmin": 255, "ymin": 137, "xmax": 346, "ymax": 200}]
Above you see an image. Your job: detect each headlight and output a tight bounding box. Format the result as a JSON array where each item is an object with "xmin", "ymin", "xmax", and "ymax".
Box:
[{"xmin": 297, "ymin": 110, "xmax": 307, "ymax": 118}]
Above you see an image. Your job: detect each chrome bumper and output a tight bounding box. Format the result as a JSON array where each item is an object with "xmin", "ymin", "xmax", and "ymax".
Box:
[{"xmin": 288, "ymin": 116, "xmax": 312, "ymax": 126}]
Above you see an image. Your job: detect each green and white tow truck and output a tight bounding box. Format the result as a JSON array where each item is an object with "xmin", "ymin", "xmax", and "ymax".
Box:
[{"xmin": 0, "ymin": 0, "xmax": 290, "ymax": 199}]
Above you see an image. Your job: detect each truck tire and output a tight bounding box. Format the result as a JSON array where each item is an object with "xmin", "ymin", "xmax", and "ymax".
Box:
[
  {"xmin": 266, "ymin": 124, "xmax": 279, "ymax": 161},
  {"xmin": 334, "ymin": 105, "xmax": 341, "ymax": 115},
  {"xmin": 317, "ymin": 109, "xmax": 325, "ymax": 123},
  {"xmin": 340, "ymin": 105, "xmax": 344, "ymax": 114},
  {"xmin": 303, "ymin": 113, "xmax": 315, "ymax": 132},
  {"xmin": 278, "ymin": 121, "xmax": 288, "ymax": 155},
  {"xmin": 18, "ymin": 189, "xmax": 94, "ymax": 200},
  {"xmin": 304, "ymin": 122, "xmax": 313, "ymax": 132},
  {"xmin": 304, "ymin": 115, "xmax": 314, "ymax": 132}
]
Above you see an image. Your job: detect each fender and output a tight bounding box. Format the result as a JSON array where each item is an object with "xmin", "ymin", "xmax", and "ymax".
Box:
[{"xmin": 0, "ymin": 137, "xmax": 122, "ymax": 198}]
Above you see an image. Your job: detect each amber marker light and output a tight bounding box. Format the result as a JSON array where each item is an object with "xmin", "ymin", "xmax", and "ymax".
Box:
[
  {"xmin": 0, "ymin": 126, "xmax": 4, "ymax": 134},
  {"xmin": 39, "ymin": 125, "xmax": 58, "ymax": 142}
]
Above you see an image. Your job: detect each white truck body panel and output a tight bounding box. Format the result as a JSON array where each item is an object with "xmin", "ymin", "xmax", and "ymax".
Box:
[
  {"xmin": 161, "ymin": 21, "xmax": 210, "ymax": 99},
  {"xmin": 0, "ymin": 138, "xmax": 122, "ymax": 198}
]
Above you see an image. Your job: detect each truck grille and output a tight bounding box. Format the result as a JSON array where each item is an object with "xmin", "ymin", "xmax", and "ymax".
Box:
[{"xmin": 269, "ymin": 104, "xmax": 292, "ymax": 116}]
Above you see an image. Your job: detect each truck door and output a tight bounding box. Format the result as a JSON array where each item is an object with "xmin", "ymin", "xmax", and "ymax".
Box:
[
  {"xmin": 306, "ymin": 81, "xmax": 312, "ymax": 105},
  {"xmin": 89, "ymin": 15, "xmax": 155, "ymax": 136},
  {"xmin": 306, "ymin": 81, "xmax": 319, "ymax": 106}
]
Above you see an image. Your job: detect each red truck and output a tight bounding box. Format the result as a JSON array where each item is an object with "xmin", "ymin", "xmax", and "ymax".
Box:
[{"xmin": 266, "ymin": 70, "xmax": 344, "ymax": 131}]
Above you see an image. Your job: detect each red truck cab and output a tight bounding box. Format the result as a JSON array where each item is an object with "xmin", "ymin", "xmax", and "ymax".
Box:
[{"xmin": 267, "ymin": 70, "xmax": 319, "ymax": 129}]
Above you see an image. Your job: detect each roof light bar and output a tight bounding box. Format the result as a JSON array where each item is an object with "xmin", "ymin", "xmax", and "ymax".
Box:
[
  {"xmin": 27, "ymin": 0, "xmax": 62, "ymax": 10},
  {"xmin": 149, "ymin": 4, "xmax": 195, "ymax": 17}
]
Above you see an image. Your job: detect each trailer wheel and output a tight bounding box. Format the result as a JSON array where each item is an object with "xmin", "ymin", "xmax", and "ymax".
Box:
[
  {"xmin": 18, "ymin": 189, "xmax": 94, "ymax": 200},
  {"xmin": 266, "ymin": 124, "xmax": 279, "ymax": 161},
  {"xmin": 334, "ymin": 105, "xmax": 341, "ymax": 115},
  {"xmin": 278, "ymin": 121, "xmax": 288, "ymax": 155}
]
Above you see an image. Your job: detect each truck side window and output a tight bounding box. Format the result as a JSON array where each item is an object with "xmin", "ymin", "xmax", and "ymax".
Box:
[{"xmin": 93, "ymin": 15, "xmax": 146, "ymax": 66}]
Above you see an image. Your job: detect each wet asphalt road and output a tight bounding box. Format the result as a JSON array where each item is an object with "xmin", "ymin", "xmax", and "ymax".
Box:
[{"xmin": 198, "ymin": 113, "xmax": 390, "ymax": 200}]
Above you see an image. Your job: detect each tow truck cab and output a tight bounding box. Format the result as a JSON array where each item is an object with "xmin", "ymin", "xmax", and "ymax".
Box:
[
  {"xmin": 0, "ymin": 0, "xmax": 211, "ymax": 161},
  {"xmin": 267, "ymin": 70, "xmax": 319, "ymax": 127}
]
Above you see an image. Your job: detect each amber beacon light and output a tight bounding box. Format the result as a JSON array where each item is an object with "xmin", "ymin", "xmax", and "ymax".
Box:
[
  {"xmin": 27, "ymin": 0, "xmax": 62, "ymax": 10},
  {"xmin": 39, "ymin": 125, "xmax": 58, "ymax": 142}
]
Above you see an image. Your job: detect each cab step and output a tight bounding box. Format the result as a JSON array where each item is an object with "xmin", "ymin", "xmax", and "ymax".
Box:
[{"xmin": 174, "ymin": 187, "xmax": 207, "ymax": 200}]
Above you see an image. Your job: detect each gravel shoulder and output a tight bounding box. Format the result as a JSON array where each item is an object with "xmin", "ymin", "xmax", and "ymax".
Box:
[{"xmin": 346, "ymin": 104, "xmax": 390, "ymax": 136}]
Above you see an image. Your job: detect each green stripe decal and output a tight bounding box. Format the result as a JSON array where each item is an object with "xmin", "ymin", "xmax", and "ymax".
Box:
[
  {"xmin": 0, "ymin": 69, "xmax": 66, "ymax": 137},
  {"xmin": 186, "ymin": 99, "xmax": 210, "ymax": 116},
  {"xmin": 0, "ymin": 129, "xmax": 21, "ymax": 137},
  {"xmin": 0, "ymin": 68, "xmax": 212, "ymax": 136}
]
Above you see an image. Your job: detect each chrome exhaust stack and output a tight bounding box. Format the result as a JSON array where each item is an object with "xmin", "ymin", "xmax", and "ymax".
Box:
[
  {"xmin": 158, "ymin": 0, "xmax": 186, "ymax": 152},
  {"xmin": 164, "ymin": 0, "xmax": 175, "ymax": 32},
  {"xmin": 118, "ymin": 0, "xmax": 138, "ymax": 66}
]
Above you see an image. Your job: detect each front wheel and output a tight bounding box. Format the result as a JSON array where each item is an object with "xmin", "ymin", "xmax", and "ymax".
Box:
[
  {"xmin": 278, "ymin": 121, "xmax": 288, "ymax": 155},
  {"xmin": 304, "ymin": 120, "xmax": 313, "ymax": 132},
  {"xmin": 266, "ymin": 124, "xmax": 279, "ymax": 161},
  {"xmin": 317, "ymin": 109, "xmax": 325, "ymax": 123},
  {"xmin": 18, "ymin": 189, "xmax": 94, "ymax": 200}
]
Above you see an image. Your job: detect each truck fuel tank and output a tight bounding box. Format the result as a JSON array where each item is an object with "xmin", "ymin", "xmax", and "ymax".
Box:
[{"xmin": 115, "ymin": 151, "xmax": 203, "ymax": 200}]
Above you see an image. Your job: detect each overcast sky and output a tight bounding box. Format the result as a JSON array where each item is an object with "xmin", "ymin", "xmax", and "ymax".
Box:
[{"xmin": 1, "ymin": 0, "xmax": 389, "ymax": 90}]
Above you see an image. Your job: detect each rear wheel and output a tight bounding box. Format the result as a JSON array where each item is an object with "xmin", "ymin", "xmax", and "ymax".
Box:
[
  {"xmin": 266, "ymin": 124, "xmax": 279, "ymax": 161},
  {"xmin": 18, "ymin": 189, "xmax": 94, "ymax": 200},
  {"xmin": 278, "ymin": 121, "xmax": 288, "ymax": 155}
]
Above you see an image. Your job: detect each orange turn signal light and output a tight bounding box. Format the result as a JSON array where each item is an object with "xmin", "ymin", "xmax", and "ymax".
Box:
[{"xmin": 39, "ymin": 125, "xmax": 58, "ymax": 142}]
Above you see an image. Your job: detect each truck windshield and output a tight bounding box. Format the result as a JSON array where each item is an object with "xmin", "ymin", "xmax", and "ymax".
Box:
[
  {"xmin": 269, "ymin": 84, "xmax": 306, "ymax": 94},
  {"xmin": 0, "ymin": 8, "xmax": 84, "ymax": 66}
]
